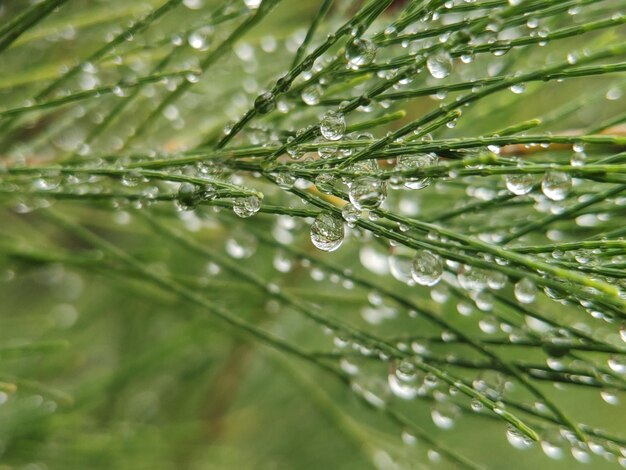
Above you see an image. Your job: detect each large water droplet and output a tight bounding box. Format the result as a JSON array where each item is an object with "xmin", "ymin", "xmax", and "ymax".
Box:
[
  {"xmin": 506, "ymin": 425, "xmax": 533, "ymax": 450},
  {"xmin": 431, "ymin": 402, "xmax": 459, "ymax": 429},
  {"xmin": 233, "ymin": 195, "xmax": 261, "ymax": 218},
  {"xmin": 514, "ymin": 278, "xmax": 536, "ymax": 304},
  {"xmin": 254, "ymin": 92, "xmax": 276, "ymax": 114},
  {"xmin": 540, "ymin": 429, "xmax": 565, "ymax": 460},
  {"xmin": 310, "ymin": 212, "xmax": 344, "ymax": 252},
  {"xmin": 301, "ymin": 84, "xmax": 322, "ymax": 105},
  {"xmin": 426, "ymin": 53, "xmax": 452, "ymax": 79},
  {"xmin": 397, "ymin": 153, "xmax": 438, "ymax": 190},
  {"xmin": 188, "ymin": 26, "xmax": 213, "ymax": 51},
  {"xmin": 411, "ymin": 250, "xmax": 443, "ymax": 286},
  {"xmin": 341, "ymin": 203, "xmax": 360, "ymax": 224},
  {"xmin": 600, "ymin": 389, "xmax": 620, "ymax": 405},
  {"xmin": 505, "ymin": 173, "xmax": 535, "ymax": 195},
  {"xmin": 345, "ymin": 38, "xmax": 376, "ymax": 68},
  {"xmin": 320, "ymin": 112, "xmax": 346, "ymax": 141},
  {"xmin": 608, "ymin": 355, "xmax": 626, "ymax": 374},
  {"xmin": 388, "ymin": 360, "xmax": 419, "ymax": 400},
  {"xmin": 349, "ymin": 176, "xmax": 387, "ymax": 210},
  {"xmin": 389, "ymin": 253, "xmax": 415, "ymax": 285},
  {"xmin": 542, "ymin": 172, "xmax": 571, "ymax": 201}
]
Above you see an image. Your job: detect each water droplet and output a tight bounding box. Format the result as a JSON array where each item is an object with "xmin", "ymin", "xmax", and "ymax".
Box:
[
  {"xmin": 431, "ymin": 402, "xmax": 459, "ymax": 429},
  {"xmin": 233, "ymin": 195, "xmax": 261, "ymax": 218},
  {"xmin": 411, "ymin": 250, "xmax": 443, "ymax": 286},
  {"xmin": 426, "ymin": 53, "xmax": 452, "ymax": 79},
  {"xmin": 340, "ymin": 358, "xmax": 359, "ymax": 375},
  {"xmin": 301, "ymin": 84, "xmax": 322, "ymax": 105},
  {"xmin": 244, "ymin": 0, "xmax": 261, "ymax": 9},
  {"xmin": 225, "ymin": 232, "xmax": 257, "ymax": 259},
  {"xmin": 121, "ymin": 171, "xmax": 144, "ymax": 187},
  {"xmin": 388, "ymin": 360, "xmax": 419, "ymax": 399},
  {"xmin": 349, "ymin": 176, "xmax": 387, "ymax": 210},
  {"xmin": 341, "ymin": 203, "xmax": 360, "ymax": 224},
  {"xmin": 188, "ymin": 26, "xmax": 213, "ymax": 51},
  {"xmin": 428, "ymin": 449, "xmax": 442, "ymax": 463},
  {"xmin": 275, "ymin": 172, "xmax": 295, "ymax": 189},
  {"xmin": 397, "ymin": 153, "xmax": 438, "ymax": 190},
  {"xmin": 487, "ymin": 271, "xmax": 508, "ymax": 290},
  {"xmin": 510, "ymin": 83, "xmax": 526, "ymax": 94},
  {"xmin": 479, "ymin": 315, "xmax": 499, "ymax": 334},
  {"xmin": 473, "ymin": 370, "xmax": 506, "ymax": 400},
  {"xmin": 542, "ymin": 172, "xmax": 571, "ymax": 201},
  {"xmin": 571, "ymin": 152, "xmax": 586, "ymax": 167},
  {"xmin": 506, "ymin": 425, "xmax": 533, "ymax": 450},
  {"xmin": 310, "ymin": 212, "xmax": 344, "ymax": 252},
  {"xmin": 608, "ymin": 355, "xmax": 626, "ymax": 374},
  {"xmin": 470, "ymin": 399, "xmax": 484, "ymax": 412},
  {"xmin": 505, "ymin": 173, "xmax": 535, "ymax": 195},
  {"xmin": 571, "ymin": 445, "xmax": 591, "ymax": 464},
  {"xmin": 176, "ymin": 182, "xmax": 200, "ymax": 211},
  {"xmin": 351, "ymin": 377, "xmax": 388, "ymax": 408},
  {"xmin": 541, "ymin": 429, "xmax": 565, "ymax": 460},
  {"xmin": 320, "ymin": 112, "xmax": 346, "ymax": 141},
  {"xmin": 345, "ymin": 38, "xmax": 376, "ymax": 68},
  {"xmin": 254, "ymin": 92, "xmax": 276, "ymax": 114},
  {"xmin": 315, "ymin": 173, "xmax": 336, "ymax": 193},
  {"xmin": 389, "ymin": 253, "xmax": 415, "ymax": 284},
  {"xmin": 401, "ymin": 430, "xmax": 417, "ymax": 446},
  {"xmin": 600, "ymin": 389, "xmax": 620, "ymax": 405},
  {"xmin": 514, "ymin": 278, "xmax": 536, "ymax": 304},
  {"xmin": 273, "ymin": 250, "xmax": 293, "ymax": 273}
]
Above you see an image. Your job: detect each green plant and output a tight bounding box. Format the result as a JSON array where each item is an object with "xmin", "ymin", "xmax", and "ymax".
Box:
[{"xmin": 1, "ymin": 0, "xmax": 626, "ymax": 468}]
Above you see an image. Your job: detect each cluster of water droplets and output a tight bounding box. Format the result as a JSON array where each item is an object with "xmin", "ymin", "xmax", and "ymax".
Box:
[{"xmin": 4, "ymin": 0, "xmax": 626, "ymax": 467}]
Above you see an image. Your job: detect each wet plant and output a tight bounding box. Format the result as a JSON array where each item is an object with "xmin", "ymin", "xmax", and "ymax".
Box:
[{"xmin": 1, "ymin": 0, "xmax": 626, "ymax": 468}]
